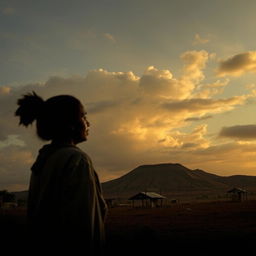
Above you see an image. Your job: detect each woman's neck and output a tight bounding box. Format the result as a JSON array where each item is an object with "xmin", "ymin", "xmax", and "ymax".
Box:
[{"xmin": 51, "ymin": 138, "xmax": 76, "ymax": 146}]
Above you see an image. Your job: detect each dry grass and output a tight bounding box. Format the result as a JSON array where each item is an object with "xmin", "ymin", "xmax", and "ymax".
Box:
[
  {"xmin": 105, "ymin": 200, "xmax": 256, "ymax": 255},
  {"xmin": 1, "ymin": 200, "xmax": 256, "ymax": 255}
]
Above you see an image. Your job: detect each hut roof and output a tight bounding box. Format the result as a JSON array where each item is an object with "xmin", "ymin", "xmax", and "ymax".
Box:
[
  {"xmin": 227, "ymin": 187, "xmax": 247, "ymax": 193},
  {"xmin": 129, "ymin": 192, "xmax": 166, "ymax": 200}
]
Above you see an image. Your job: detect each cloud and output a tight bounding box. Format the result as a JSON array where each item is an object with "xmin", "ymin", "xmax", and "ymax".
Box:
[
  {"xmin": 204, "ymin": 79, "xmax": 230, "ymax": 88},
  {"xmin": 185, "ymin": 115, "xmax": 213, "ymax": 122},
  {"xmin": 0, "ymin": 135, "xmax": 26, "ymax": 149},
  {"xmin": 193, "ymin": 33, "xmax": 210, "ymax": 45},
  {"xmin": 139, "ymin": 51, "xmax": 210, "ymax": 99},
  {"xmin": 103, "ymin": 33, "xmax": 116, "ymax": 43},
  {"xmin": 162, "ymin": 96, "xmax": 248, "ymax": 115},
  {"xmin": 164, "ymin": 124, "xmax": 210, "ymax": 150},
  {"xmin": 192, "ymin": 79, "xmax": 230, "ymax": 99},
  {"xmin": 217, "ymin": 51, "xmax": 256, "ymax": 77},
  {"xmin": 1, "ymin": 49, "xmax": 256, "ymax": 190},
  {"xmin": 139, "ymin": 66, "xmax": 192, "ymax": 99},
  {"xmin": 181, "ymin": 50, "xmax": 209, "ymax": 82},
  {"xmin": 167, "ymin": 142, "xmax": 256, "ymax": 176},
  {"xmin": 219, "ymin": 124, "xmax": 256, "ymax": 140},
  {"xmin": 68, "ymin": 30, "xmax": 117, "ymax": 52},
  {"xmin": 155, "ymin": 126, "xmax": 256, "ymax": 176}
]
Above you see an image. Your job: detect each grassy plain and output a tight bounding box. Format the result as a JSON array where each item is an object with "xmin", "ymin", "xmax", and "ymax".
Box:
[
  {"xmin": 1, "ymin": 200, "xmax": 256, "ymax": 255},
  {"xmin": 105, "ymin": 200, "xmax": 256, "ymax": 255}
]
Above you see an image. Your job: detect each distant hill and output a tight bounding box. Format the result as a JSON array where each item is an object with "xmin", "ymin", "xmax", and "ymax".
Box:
[
  {"xmin": 12, "ymin": 163, "xmax": 256, "ymax": 201},
  {"xmin": 101, "ymin": 163, "xmax": 256, "ymax": 198}
]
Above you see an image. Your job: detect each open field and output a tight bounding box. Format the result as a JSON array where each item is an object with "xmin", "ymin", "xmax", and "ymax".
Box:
[
  {"xmin": 105, "ymin": 200, "xmax": 256, "ymax": 255},
  {"xmin": 1, "ymin": 200, "xmax": 256, "ymax": 255}
]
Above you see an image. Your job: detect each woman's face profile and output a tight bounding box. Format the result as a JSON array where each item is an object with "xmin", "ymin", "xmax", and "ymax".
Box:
[{"xmin": 73, "ymin": 104, "xmax": 90, "ymax": 144}]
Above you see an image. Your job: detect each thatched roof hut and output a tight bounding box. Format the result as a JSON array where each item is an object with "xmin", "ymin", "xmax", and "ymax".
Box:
[
  {"xmin": 129, "ymin": 192, "xmax": 166, "ymax": 207},
  {"xmin": 227, "ymin": 187, "xmax": 247, "ymax": 201}
]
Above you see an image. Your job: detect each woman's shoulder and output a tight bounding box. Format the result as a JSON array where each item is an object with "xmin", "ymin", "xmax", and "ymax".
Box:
[{"xmin": 55, "ymin": 145, "xmax": 92, "ymax": 164}]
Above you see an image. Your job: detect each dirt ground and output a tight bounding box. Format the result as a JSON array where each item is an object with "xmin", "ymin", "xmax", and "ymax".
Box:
[
  {"xmin": 105, "ymin": 200, "xmax": 256, "ymax": 255},
  {"xmin": 1, "ymin": 200, "xmax": 256, "ymax": 255}
]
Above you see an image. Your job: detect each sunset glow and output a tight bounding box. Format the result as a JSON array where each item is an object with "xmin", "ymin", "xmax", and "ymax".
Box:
[{"xmin": 1, "ymin": 0, "xmax": 256, "ymax": 191}]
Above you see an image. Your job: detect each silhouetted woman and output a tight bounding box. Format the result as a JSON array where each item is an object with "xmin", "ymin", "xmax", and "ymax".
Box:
[{"xmin": 15, "ymin": 92, "xmax": 107, "ymax": 255}]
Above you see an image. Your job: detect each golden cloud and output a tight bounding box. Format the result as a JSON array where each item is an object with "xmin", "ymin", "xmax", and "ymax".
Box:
[
  {"xmin": 181, "ymin": 50, "xmax": 209, "ymax": 82},
  {"xmin": 139, "ymin": 66, "xmax": 192, "ymax": 99},
  {"xmin": 1, "ymin": 49, "xmax": 256, "ymax": 189}
]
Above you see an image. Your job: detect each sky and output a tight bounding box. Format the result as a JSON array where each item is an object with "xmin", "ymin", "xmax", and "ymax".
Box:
[{"xmin": 1, "ymin": 0, "xmax": 256, "ymax": 191}]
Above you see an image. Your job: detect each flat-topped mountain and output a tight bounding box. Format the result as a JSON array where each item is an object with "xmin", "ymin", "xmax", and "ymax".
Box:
[
  {"xmin": 101, "ymin": 163, "xmax": 256, "ymax": 198},
  {"xmin": 12, "ymin": 163, "xmax": 256, "ymax": 201}
]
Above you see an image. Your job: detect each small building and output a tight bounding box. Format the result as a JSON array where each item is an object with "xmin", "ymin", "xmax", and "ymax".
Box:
[
  {"xmin": 129, "ymin": 192, "xmax": 166, "ymax": 208},
  {"xmin": 227, "ymin": 187, "xmax": 248, "ymax": 201}
]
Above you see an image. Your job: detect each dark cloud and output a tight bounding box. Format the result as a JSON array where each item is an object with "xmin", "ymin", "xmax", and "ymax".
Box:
[
  {"xmin": 185, "ymin": 115, "xmax": 213, "ymax": 122},
  {"xmin": 219, "ymin": 124, "xmax": 256, "ymax": 140},
  {"xmin": 181, "ymin": 142, "xmax": 198, "ymax": 149},
  {"xmin": 162, "ymin": 97, "xmax": 246, "ymax": 113},
  {"xmin": 217, "ymin": 52, "xmax": 256, "ymax": 76}
]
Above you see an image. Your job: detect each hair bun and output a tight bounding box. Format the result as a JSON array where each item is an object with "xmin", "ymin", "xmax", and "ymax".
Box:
[{"xmin": 15, "ymin": 91, "xmax": 44, "ymax": 126}]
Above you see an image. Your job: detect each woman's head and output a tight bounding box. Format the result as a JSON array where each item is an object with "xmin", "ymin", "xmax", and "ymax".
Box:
[{"xmin": 15, "ymin": 92, "xmax": 90, "ymax": 144}]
